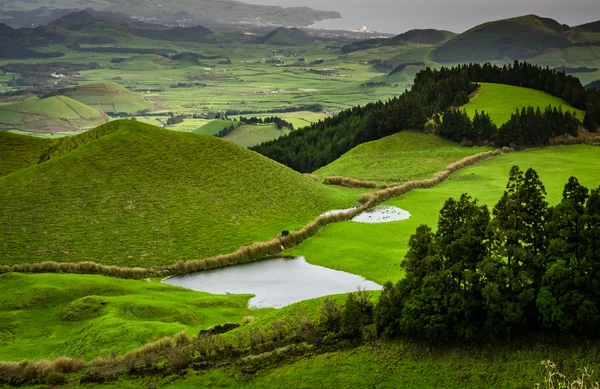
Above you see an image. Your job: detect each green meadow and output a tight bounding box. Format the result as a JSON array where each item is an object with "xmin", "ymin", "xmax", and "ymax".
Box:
[
  {"xmin": 223, "ymin": 124, "xmax": 291, "ymax": 147},
  {"xmin": 0, "ymin": 131, "xmax": 53, "ymax": 177},
  {"xmin": 0, "ymin": 272, "xmax": 266, "ymax": 362},
  {"xmin": 463, "ymin": 82, "xmax": 585, "ymax": 125},
  {"xmin": 290, "ymin": 145, "xmax": 600, "ymax": 284},
  {"xmin": 314, "ymin": 132, "xmax": 491, "ymax": 185}
]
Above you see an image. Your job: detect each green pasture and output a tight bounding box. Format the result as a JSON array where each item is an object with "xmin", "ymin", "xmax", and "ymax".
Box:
[
  {"xmin": 314, "ymin": 132, "xmax": 491, "ymax": 184},
  {"xmin": 0, "ymin": 96, "xmax": 107, "ymax": 132},
  {"xmin": 463, "ymin": 82, "xmax": 585, "ymax": 125},
  {"xmin": 289, "ymin": 145, "xmax": 600, "ymax": 284},
  {"xmin": 223, "ymin": 123, "xmax": 290, "ymax": 147},
  {"xmin": 0, "ymin": 272, "xmax": 266, "ymax": 361},
  {"xmin": 0, "ymin": 121, "xmax": 363, "ymax": 267}
]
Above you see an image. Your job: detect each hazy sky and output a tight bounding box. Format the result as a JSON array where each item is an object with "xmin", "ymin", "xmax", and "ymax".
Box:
[{"xmin": 241, "ymin": 0, "xmax": 600, "ymax": 33}]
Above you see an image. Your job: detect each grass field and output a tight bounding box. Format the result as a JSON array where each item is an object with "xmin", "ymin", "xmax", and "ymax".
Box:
[
  {"xmin": 223, "ymin": 124, "xmax": 291, "ymax": 147},
  {"xmin": 61, "ymin": 82, "xmax": 153, "ymax": 114},
  {"xmin": 314, "ymin": 132, "xmax": 492, "ymax": 185},
  {"xmin": 0, "ymin": 120, "xmax": 363, "ymax": 267},
  {"xmin": 0, "ymin": 131, "xmax": 53, "ymax": 177},
  {"xmin": 0, "ymin": 96, "xmax": 108, "ymax": 131},
  {"xmin": 290, "ymin": 145, "xmax": 600, "ymax": 284},
  {"xmin": 0, "ymin": 272, "xmax": 266, "ymax": 361},
  {"xmin": 463, "ymin": 82, "xmax": 585, "ymax": 125},
  {"xmin": 193, "ymin": 119, "xmax": 240, "ymax": 135}
]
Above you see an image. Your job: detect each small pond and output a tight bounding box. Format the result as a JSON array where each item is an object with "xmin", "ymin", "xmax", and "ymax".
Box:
[
  {"xmin": 162, "ymin": 257, "xmax": 381, "ymax": 309},
  {"xmin": 352, "ymin": 205, "xmax": 411, "ymax": 223}
]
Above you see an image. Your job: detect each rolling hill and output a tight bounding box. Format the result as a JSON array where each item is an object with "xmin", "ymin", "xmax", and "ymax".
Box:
[
  {"xmin": 0, "ymin": 96, "xmax": 108, "ymax": 132},
  {"xmin": 256, "ymin": 27, "xmax": 315, "ymax": 45},
  {"xmin": 222, "ymin": 124, "xmax": 292, "ymax": 148},
  {"xmin": 463, "ymin": 82, "xmax": 585, "ymax": 125},
  {"xmin": 314, "ymin": 132, "xmax": 491, "ymax": 185},
  {"xmin": 431, "ymin": 14, "xmax": 573, "ymax": 62},
  {"xmin": 0, "ymin": 120, "xmax": 358, "ymax": 267},
  {"xmin": 59, "ymin": 82, "xmax": 153, "ymax": 114},
  {"xmin": 341, "ymin": 29, "xmax": 455, "ymax": 53}
]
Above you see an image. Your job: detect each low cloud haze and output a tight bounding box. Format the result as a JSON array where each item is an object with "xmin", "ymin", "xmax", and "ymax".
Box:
[{"xmin": 242, "ymin": 0, "xmax": 599, "ymax": 33}]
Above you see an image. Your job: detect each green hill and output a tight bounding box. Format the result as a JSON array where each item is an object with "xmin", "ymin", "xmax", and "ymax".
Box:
[
  {"xmin": 60, "ymin": 82, "xmax": 153, "ymax": 114},
  {"xmin": 0, "ymin": 131, "xmax": 53, "ymax": 177},
  {"xmin": 0, "ymin": 96, "xmax": 108, "ymax": 132},
  {"xmin": 432, "ymin": 14, "xmax": 572, "ymax": 62},
  {"xmin": 256, "ymin": 27, "xmax": 314, "ymax": 45},
  {"xmin": 0, "ymin": 120, "xmax": 358, "ymax": 267},
  {"xmin": 193, "ymin": 119, "xmax": 240, "ymax": 135},
  {"xmin": 314, "ymin": 132, "xmax": 491, "ymax": 185},
  {"xmin": 463, "ymin": 82, "xmax": 585, "ymax": 125}
]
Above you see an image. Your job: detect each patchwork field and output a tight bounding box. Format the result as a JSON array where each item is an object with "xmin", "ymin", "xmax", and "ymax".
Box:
[
  {"xmin": 462, "ymin": 82, "xmax": 585, "ymax": 125},
  {"xmin": 314, "ymin": 132, "xmax": 491, "ymax": 185},
  {"xmin": 0, "ymin": 120, "xmax": 362, "ymax": 267},
  {"xmin": 290, "ymin": 145, "xmax": 600, "ymax": 283}
]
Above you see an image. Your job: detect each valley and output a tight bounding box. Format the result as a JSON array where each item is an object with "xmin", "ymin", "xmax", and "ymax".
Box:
[{"xmin": 1, "ymin": 5, "xmax": 600, "ymax": 389}]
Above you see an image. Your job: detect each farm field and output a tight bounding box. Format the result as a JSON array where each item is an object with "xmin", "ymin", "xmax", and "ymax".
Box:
[
  {"xmin": 462, "ymin": 82, "xmax": 585, "ymax": 125},
  {"xmin": 0, "ymin": 120, "xmax": 364, "ymax": 267},
  {"xmin": 289, "ymin": 145, "xmax": 600, "ymax": 283},
  {"xmin": 314, "ymin": 132, "xmax": 492, "ymax": 185}
]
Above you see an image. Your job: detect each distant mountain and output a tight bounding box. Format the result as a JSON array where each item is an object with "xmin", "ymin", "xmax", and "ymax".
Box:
[
  {"xmin": 137, "ymin": 24, "xmax": 212, "ymax": 42},
  {"xmin": 0, "ymin": 0, "xmax": 341, "ymax": 28},
  {"xmin": 0, "ymin": 23, "xmax": 66, "ymax": 59},
  {"xmin": 341, "ymin": 29, "xmax": 455, "ymax": 53},
  {"xmin": 256, "ymin": 27, "xmax": 314, "ymax": 45},
  {"xmin": 50, "ymin": 9, "xmax": 97, "ymax": 29},
  {"xmin": 431, "ymin": 15, "xmax": 572, "ymax": 63}
]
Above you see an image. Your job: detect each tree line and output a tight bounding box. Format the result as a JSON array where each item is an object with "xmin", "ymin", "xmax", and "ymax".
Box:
[
  {"xmin": 238, "ymin": 116, "xmax": 294, "ymax": 130},
  {"xmin": 372, "ymin": 168, "xmax": 600, "ymax": 341},
  {"xmin": 438, "ymin": 106, "xmax": 579, "ymax": 147},
  {"xmin": 253, "ymin": 61, "xmax": 598, "ymax": 173}
]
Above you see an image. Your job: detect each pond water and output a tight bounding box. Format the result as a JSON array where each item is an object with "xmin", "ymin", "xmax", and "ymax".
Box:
[
  {"xmin": 162, "ymin": 257, "xmax": 381, "ymax": 309},
  {"xmin": 352, "ymin": 205, "xmax": 411, "ymax": 223}
]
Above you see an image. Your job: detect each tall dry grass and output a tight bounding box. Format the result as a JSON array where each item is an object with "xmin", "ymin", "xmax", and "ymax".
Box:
[
  {"xmin": 324, "ymin": 176, "xmax": 377, "ymax": 189},
  {"xmin": 0, "ymin": 357, "xmax": 85, "ymax": 383},
  {"xmin": 2, "ymin": 150, "xmax": 500, "ymax": 279}
]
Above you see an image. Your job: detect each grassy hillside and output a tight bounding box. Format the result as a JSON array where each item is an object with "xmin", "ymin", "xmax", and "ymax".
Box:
[
  {"xmin": 290, "ymin": 145, "xmax": 600, "ymax": 284},
  {"xmin": 60, "ymin": 82, "xmax": 153, "ymax": 114},
  {"xmin": 0, "ymin": 96, "xmax": 108, "ymax": 132},
  {"xmin": 0, "ymin": 120, "xmax": 360, "ymax": 267},
  {"xmin": 0, "ymin": 272, "xmax": 262, "ymax": 361},
  {"xmin": 314, "ymin": 132, "xmax": 491, "ymax": 185},
  {"xmin": 0, "ymin": 131, "xmax": 53, "ymax": 177},
  {"xmin": 463, "ymin": 82, "xmax": 585, "ymax": 125},
  {"xmin": 193, "ymin": 119, "xmax": 240, "ymax": 136},
  {"xmin": 432, "ymin": 14, "xmax": 572, "ymax": 62},
  {"xmin": 222, "ymin": 124, "xmax": 291, "ymax": 147}
]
